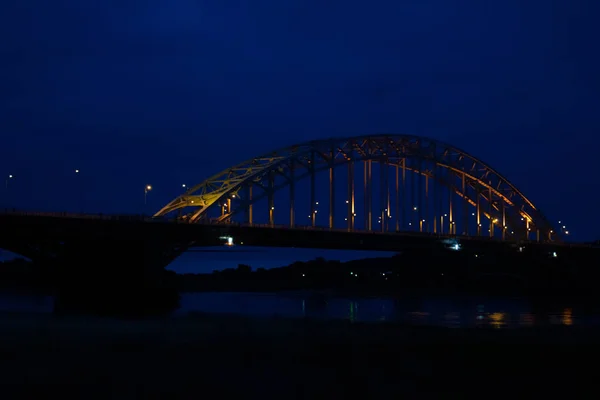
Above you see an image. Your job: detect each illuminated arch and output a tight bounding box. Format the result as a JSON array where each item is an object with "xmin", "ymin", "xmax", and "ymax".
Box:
[{"xmin": 154, "ymin": 134, "xmax": 559, "ymax": 241}]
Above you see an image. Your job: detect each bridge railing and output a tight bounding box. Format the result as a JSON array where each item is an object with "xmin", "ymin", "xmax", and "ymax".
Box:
[
  {"xmin": 1, "ymin": 209, "xmax": 587, "ymax": 247},
  {"xmin": 0, "ymin": 209, "xmax": 162, "ymax": 222}
]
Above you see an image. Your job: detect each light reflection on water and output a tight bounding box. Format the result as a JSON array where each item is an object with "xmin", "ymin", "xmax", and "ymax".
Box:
[
  {"xmin": 0, "ymin": 291, "xmax": 596, "ymax": 329},
  {"xmin": 177, "ymin": 292, "xmax": 600, "ymax": 329}
]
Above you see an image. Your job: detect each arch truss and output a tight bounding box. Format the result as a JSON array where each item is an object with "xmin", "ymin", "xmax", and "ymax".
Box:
[{"xmin": 155, "ymin": 134, "xmax": 560, "ymax": 242}]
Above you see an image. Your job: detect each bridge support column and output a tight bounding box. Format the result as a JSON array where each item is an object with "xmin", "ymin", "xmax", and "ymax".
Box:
[
  {"xmin": 386, "ymin": 163, "xmax": 391, "ymax": 231},
  {"xmin": 489, "ymin": 186, "xmax": 493, "ymax": 238},
  {"xmin": 462, "ymin": 173, "xmax": 468, "ymax": 236},
  {"xmin": 52, "ymin": 239, "xmax": 180, "ymax": 317},
  {"xmin": 418, "ymin": 159, "xmax": 423, "ymax": 232},
  {"xmin": 395, "ymin": 163, "xmax": 399, "ymax": 232},
  {"xmin": 364, "ymin": 160, "xmax": 372, "ymax": 231},
  {"xmin": 476, "ymin": 187, "xmax": 481, "ymax": 236},
  {"xmin": 226, "ymin": 198, "xmax": 231, "ymax": 222},
  {"xmin": 290, "ymin": 161, "xmax": 295, "ymax": 228},
  {"xmin": 310, "ymin": 152, "xmax": 316, "ymax": 227},
  {"xmin": 380, "ymin": 158, "xmax": 387, "ymax": 232},
  {"xmin": 347, "ymin": 161, "xmax": 354, "ymax": 231},
  {"xmin": 448, "ymin": 169, "xmax": 454, "ymax": 235},
  {"xmin": 434, "ymin": 163, "xmax": 440, "ymax": 234},
  {"xmin": 501, "ymin": 200, "xmax": 506, "ymax": 240},
  {"xmin": 268, "ymin": 172, "xmax": 275, "ymax": 227},
  {"xmin": 425, "ymin": 173, "xmax": 429, "ymax": 233},
  {"xmin": 247, "ymin": 184, "xmax": 253, "ymax": 225},
  {"xmin": 329, "ymin": 153, "xmax": 335, "ymax": 230},
  {"xmin": 411, "ymin": 160, "xmax": 416, "ymax": 230},
  {"xmin": 401, "ymin": 159, "xmax": 406, "ymax": 232}
]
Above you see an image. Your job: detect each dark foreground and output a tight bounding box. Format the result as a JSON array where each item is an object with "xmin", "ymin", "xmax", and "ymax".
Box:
[{"xmin": 0, "ymin": 313, "xmax": 596, "ymax": 398}]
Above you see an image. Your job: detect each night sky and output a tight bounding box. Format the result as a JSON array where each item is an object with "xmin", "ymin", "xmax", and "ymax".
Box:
[{"xmin": 1, "ymin": 1, "xmax": 598, "ymax": 241}]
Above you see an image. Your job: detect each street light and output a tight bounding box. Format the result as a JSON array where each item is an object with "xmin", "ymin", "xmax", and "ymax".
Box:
[
  {"xmin": 5, "ymin": 174, "xmax": 13, "ymax": 189},
  {"xmin": 74, "ymin": 169, "xmax": 83, "ymax": 213},
  {"xmin": 144, "ymin": 185, "xmax": 152, "ymax": 205}
]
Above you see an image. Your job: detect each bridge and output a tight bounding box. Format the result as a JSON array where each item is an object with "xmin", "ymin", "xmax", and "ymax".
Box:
[
  {"xmin": 155, "ymin": 134, "xmax": 562, "ymax": 243},
  {"xmin": 0, "ymin": 134, "xmax": 585, "ymax": 315}
]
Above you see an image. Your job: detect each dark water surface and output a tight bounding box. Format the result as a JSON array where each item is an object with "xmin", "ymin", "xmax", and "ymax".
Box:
[
  {"xmin": 1, "ymin": 246, "xmax": 596, "ymax": 328},
  {"xmin": 1, "ymin": 290, "xmax": 595, "ymax": 329}
]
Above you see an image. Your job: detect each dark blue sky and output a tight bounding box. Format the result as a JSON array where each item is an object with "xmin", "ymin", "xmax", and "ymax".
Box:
[{"xmin": 1, "ymin": 1, "xmax": 598, "ymax": 240}]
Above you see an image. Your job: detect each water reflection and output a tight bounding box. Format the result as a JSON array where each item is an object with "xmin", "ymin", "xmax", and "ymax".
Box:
[
  {"xmin": 177, "ymin": 293, "xmax": 597, "ymax": 329},
  {"xmin": 488, "ymin": 312, "xmax": 506, "ymax": 329},
  {"xmin": 562, "ymin": 308, "xmax": 573, "ymax": 326},
  {"xmin": 0, "ymin": 291, "xmax": 596, "ymax": 329},
  {"xmin": 520, "ymin": 313, "xmax": 535, "ymax": 327}
]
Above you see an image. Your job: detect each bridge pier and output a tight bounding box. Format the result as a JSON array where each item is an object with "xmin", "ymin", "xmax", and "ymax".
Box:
[{"xmin": 51, "ymin": 239, "xmax": 180, "ymax": 317}]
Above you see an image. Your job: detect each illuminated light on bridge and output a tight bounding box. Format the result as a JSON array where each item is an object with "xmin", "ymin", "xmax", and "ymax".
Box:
[
  {"xmin": 219, "ymin": 236, "xmax": 234, "ymax": 246},
  {"xmin": 154, "ymin": 134, "xmax": 562, "ymax": 243},
  {"xmin": 5, "ymin": 174, "xmax": 13, "ymax": 189}
]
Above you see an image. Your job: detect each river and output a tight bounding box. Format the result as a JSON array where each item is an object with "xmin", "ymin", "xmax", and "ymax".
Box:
[
  {"xmin": 0, "ymin": 246, "xmax": 597, "ymax": 328},
  {"xmin": 0, "ymin": 290, "xmax": 592, "ymax": 329}
]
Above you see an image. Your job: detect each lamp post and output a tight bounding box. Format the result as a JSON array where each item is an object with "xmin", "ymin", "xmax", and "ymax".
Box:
[
  {"xmin": 144, "ymin": 184, "xmax": 152, "ymax": 206},
  {"xmin": 5, "ymin": 175, "xmax": 14, "ymax": 208},
  {"xmin": 75, "ymin": 169, "xmax": 83, "ymax": 213}
]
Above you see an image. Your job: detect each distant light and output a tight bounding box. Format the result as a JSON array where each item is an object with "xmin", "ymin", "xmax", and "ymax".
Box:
[
  {"xmin": 271, "ymin": 206, "xmax": 274, "ymax": 210},
  {"xmin": 75, "ymin": 169, "xmax": 79, "ymax": 173},
  {"xmin": 8, "ymin": 175, "xmax": 13, "ymax": 179},
  {"xmin": 413, "ymin": 206, "xmax": 417, "ymax": 210},
  {"xmin": 182, "ymin": 184, "xmax": 186, "ymax": 188},
  {"xmin": 146, "ymin": 185, "xmax": 152, "ymax": 191},
  {"xmin": 231, "ymin": 194, "xmax": 235, "ymax": 198}
]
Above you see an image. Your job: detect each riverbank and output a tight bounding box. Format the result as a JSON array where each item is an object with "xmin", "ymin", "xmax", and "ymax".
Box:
[{"xmin": 0, "ymin": 312, "xmax": 595, "ymax": 397}]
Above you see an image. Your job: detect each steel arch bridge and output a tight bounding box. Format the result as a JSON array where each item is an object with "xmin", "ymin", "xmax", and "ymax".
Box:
[{"xmin": 155, "ymin": 134, "xmax": 560, "ymax": 242}]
